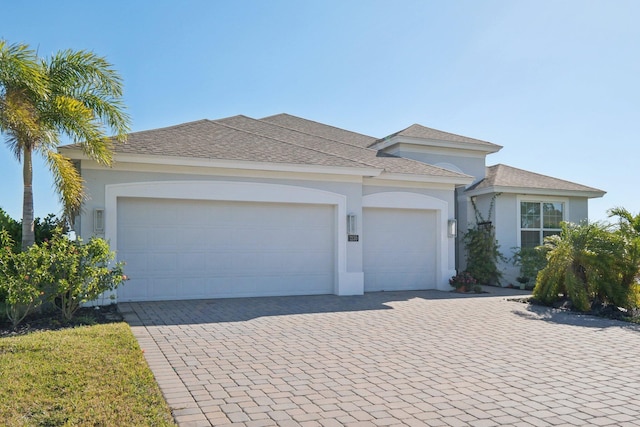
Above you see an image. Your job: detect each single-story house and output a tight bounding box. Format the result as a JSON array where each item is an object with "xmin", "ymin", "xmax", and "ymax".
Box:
[{"xmin": 60, "ymin": 114, "xmax": 605, "ymax": 302}]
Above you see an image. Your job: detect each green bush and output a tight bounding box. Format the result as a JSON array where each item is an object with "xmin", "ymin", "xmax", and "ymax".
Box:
[
  {"xmin": 0, "ymin": 231, "xmax": 50, "ymax": 328},
  {"xmin": 512, "ymin": 246, "xmax": 548, "ymax": 284},
  {"xmin": 533, "ymin": 221, "xmax": 640, "ymax": 312},
  {"xmin": 463, "ymin": 224, "xmax": 506, "ymax": 285},
  {"xmin": 0, "ymin": 209, "xmax": 67, "ymax": 251},
  {"xmin": 0, "ymin": 229, "xmax": 127, "ymax": 328},
  {"xmin": 46, "ymin": 231, "xmax": 127, "ymax": 321}
]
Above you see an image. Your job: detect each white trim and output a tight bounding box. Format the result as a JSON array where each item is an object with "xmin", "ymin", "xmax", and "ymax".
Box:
[
  {"xmin": 467, "ymin": 185, "xmax": 605, "ymax": 199},
  {"xmin": 516, "ymin": 195, "xmax": 569, "ymax": 248},
  {"xmin": 60, "ymin": 148, "xmax": 383, "ymax": 177},
  {"xmin": 105, "ymin": 181, "xmax": 352, "ymax": 298},
  {"xmin": 362, "ymin": 192, "xmax": 452, "ymax": 291},
  {"xmin": 370, "ymin": 135, "xmax": 502, "ymax": 154},
  {"xmin": 374, "ymin": 172, "xmax": 473, "ymax": 186}
]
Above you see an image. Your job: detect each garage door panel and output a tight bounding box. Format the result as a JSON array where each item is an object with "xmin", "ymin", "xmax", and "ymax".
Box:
[
  {"xmin": 364, "ymin": 207, "xmax": 437, "ymax": 292},
  {"xmin": 117, "ymin": 198, "xmax": 335, "ymax": 301}
]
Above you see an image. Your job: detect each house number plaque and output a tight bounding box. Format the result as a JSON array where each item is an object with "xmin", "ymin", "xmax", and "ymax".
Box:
[{"xmin": 348, "ymin": 235, "xmax": 359, "ymax": 242}]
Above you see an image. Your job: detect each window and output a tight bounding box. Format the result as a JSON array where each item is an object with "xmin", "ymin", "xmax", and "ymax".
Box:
[{"xmin": 520, "ymin": 201, "xmax": 564, "ymax": 248}]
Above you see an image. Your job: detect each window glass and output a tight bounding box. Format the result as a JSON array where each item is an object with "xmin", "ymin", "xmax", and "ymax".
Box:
[
  {"xmin": 521, "ymin": 202, "xmax": 540, "ymax": 229},
  {"xmin": 521, "ymin": 231, "xmax": 540, "ymax": 249},
  {"xmin": 543, "ymin": 202, "xmax": 563, "ymax": 228},
  {"xmin": 520, "ymin": 201, "xmax": 564, "ymax": 247}
]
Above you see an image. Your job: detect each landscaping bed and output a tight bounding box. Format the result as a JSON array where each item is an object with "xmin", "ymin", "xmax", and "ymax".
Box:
[{"xmin": 512, "ymin": 296, "xmax": 640, "ymax": 323}]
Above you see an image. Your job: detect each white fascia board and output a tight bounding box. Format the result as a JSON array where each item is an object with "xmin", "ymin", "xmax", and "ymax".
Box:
[
  {"xmin": 370, "ymin": 136, "xmax": 502, "ymax": 154},
  {"xmin": 466, "ymin": 185, "xmax": 606, "ymax": 199},
  {"xmin": 60, "ymin": 148, "xmax": 383, "ymax": 178},
  {"xmin": 374, "ymin": 172, "xmax": 474, "ymax": 186}
]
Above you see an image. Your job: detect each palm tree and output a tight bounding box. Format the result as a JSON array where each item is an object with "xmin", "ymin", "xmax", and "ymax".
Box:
[
  {"xmin": 0, "ymin": 40, "xmax": 130, "ymax": 249},
  {"xmin": 609, "ymin": 207, "xmax": 640, "ymax": 235}
]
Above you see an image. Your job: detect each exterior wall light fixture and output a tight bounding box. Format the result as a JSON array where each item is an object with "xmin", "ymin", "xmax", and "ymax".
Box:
[
  {"xmin": 94, "ymin": 208, "xmax": 105, "ymax": 235},
  {"xmin": 347, "ymin": 213, "xmax": 357, "ymax": 235},
  {"xmin": 448, "ymin": 219, "xmax": 457, "ymax": 237}
]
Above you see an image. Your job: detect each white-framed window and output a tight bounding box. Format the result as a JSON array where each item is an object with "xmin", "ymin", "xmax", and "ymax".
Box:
[{"xmin": 519, "ymin": 199, "xmax": 565, "ymax": 248}]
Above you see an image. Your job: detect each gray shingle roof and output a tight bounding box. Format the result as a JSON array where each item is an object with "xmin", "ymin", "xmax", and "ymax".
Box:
[
  {"xmin": 375, "ymin": 123, "xmax": 501, "ymax": 151},
  {"xmin": 105, "ymin": 118, "xmax": 369, "ymax": 169},
  {"xmin": 262, "ymin": 113, "xmax": 377, "ymax": 148},
  {"xmin": 214, "ymin": 115, "xmax": 469, "ymax": 178},
  {"xmin": 466, "ymin": 164, "xmax": 605, "ymax": 195},
  {"xmin": 62, "ymin": 114, "xmax": 474, "ymax": 180}
]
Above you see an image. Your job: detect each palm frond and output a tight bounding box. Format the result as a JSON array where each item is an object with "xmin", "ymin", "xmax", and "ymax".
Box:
[{"xmin": 45, "ymin": 150, "xmax": 85, "ymax": 220}]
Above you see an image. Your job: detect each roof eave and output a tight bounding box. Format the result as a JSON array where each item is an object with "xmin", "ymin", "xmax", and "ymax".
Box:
[
  {"xmin": 465, "ymin": 185, "xmax": 606, "ymax": 199},
  {"xmin": 60, "ymin": 148, "xmax": 385, "ymax": 177},
  {"xmin": 369, "ymin": 135, "xmax": 502, "ymax": 154},
  {"xmin": 377, "ymin": 172, "xmax": 474, "ymax": 185}
]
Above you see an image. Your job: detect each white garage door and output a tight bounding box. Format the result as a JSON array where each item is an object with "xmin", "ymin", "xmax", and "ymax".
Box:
[
  {"xmin": 117, "ymin": 198, "xmax": 335, "ymax": 301},
  {"xmin": 363, "ymin": 207, "xmax": 437, "ymax": 292}
]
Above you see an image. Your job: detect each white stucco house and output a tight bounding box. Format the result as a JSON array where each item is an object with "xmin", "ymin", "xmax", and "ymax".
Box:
[{"xmin": 60, "ymin": 114, "xmax": 605, "ymax": 302}]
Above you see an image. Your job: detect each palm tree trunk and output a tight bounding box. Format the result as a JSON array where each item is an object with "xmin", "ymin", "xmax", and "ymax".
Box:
[{"xmin": 22, "ymin": 147, "xmax": 35, "ymax": 250}]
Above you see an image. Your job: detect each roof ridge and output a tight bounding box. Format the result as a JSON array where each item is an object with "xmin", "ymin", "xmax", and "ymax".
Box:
[
  {"xmin": 372, "ymin": 123, "xmax": 497, "ymax": 147},
  {"xmin": 262, "ymin": 113, "xmax": 377, "ymax": 141},
  {"xmin": 211, "ymin": 118, "xmax": 381, "ymax": 170},
  {"xmin": 259, "ymin": 115, "xmax": 381, "ymax": 151},
  {"xmin": 257, "ymin": 117, "xmax": 469, "ymax": 177},
  {"xmin": 125, "ymin": 119, "xmax": 215, "ymax": 137}
]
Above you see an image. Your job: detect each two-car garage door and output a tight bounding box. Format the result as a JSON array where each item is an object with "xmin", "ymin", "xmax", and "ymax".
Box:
[{"xmin": 117, "ymin": 198, "xmax": 335, "ymax": 302}]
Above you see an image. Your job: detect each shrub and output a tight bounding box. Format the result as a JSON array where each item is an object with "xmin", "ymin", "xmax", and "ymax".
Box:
[
  {"xmin": 0, "ymin": 231, "xmax": 51, "ymax": 328},
  {"xmin": 463, "ymin": 224, "xmax": 506, "ymax": 285},
  {"xmin": 449, "ymin": 271, "xmax": 477, "ymax": 291},
  {"xmin": 0, "ymin": 228, "xmax": 128, "ymax": 327},
  {"xmin": 46, "ymin": 231, "xmax": 127, "ymax": 321},
  {"xmin": 512, "ymin": 246, "xmax": 548, "ymax": 284}
]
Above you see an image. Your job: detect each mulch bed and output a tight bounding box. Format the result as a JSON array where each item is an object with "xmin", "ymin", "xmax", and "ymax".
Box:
[
  {"xmin": 0, "ymin": 304, "xmax": 123, "ymax": 337},
  {"xmin": 511, "ymin": 296, "xmax": 640, "ymax": 323}
]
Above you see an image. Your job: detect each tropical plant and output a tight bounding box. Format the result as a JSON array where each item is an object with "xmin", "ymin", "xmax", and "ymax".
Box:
[
  {"xmin": 609, "ymin": 207, "xmax": 640, "ymax": 235},
  {"xmin": 533, "ymin": 221, "xmax": 640, "ymax": 312},
  {"xmin": 0, "ymin": 40, "xmax": 130, "ymax": 249}
]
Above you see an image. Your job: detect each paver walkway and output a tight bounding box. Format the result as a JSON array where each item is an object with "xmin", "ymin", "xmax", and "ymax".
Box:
[{"xmin": 120, "ymin": 289, "xmax": 640, "ymax": 427}]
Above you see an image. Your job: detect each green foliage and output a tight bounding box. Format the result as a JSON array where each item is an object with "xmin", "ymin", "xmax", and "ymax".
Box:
[
  {"xmin": 0, "ymin": 231, "xmax": 49, "ymax": 328},
  {"xmin": 0, "ymin": 228, "xmax": 127, "ymax": 327},
  {"xmin": 1, "ymin": 39, "xmax": 130, "ymax": 249},
  {"xmin": 0, "ymin": 208, "xmax": 21, "ymax": 252},
  {"xmin": 463, "ymin": 225, "xmax": 506, "ymax": 285},
  {"xmin": 46, "ymin": 231, "xmax": 127, "ymax": 320},
  {"xmin": 0, "ymin": 208, "xmax": 67, "ymax": 251},
  {"xmin": 464, "ymin": 194, "xmax": 506, "ymax": 285},
  {"xmin": 0, "ymin": 323, "xmax": 176, "ymax": 426},
  {"xmin": 449, "ymin": 271, "xmax": 477, "ymax": 290},
  {"xmin": 512, "ymin": 246, "xmax": 548, "ymax": 283},
  {"xmin": 533, "ymin": 221, "xmax": 640, "ymax": 312}
]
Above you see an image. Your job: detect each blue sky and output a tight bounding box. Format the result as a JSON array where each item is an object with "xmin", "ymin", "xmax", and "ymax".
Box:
[{"xmin": 1, "ymin": 0, "xmax": 639, "ymax": 223}]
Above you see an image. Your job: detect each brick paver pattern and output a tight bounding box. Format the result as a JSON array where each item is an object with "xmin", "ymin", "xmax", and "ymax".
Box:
[{"xmin": 120, "ymin": 290, "xmax": 640, "ymax": 427}]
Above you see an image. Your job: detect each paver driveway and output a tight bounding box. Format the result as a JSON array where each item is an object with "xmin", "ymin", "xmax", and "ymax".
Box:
[{"xmin": 120, "ymin": 290, "xmax": 640, "ymax": 427}]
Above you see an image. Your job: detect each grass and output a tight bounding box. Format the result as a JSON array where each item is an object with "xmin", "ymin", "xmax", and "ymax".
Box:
[{"xmin": 0, "ymin": 322, "xmax": 176, "ymax": 426}]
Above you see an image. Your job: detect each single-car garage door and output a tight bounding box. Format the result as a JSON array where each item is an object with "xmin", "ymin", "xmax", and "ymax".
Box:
[
  {"xmin": 363, "ymin": 207, "xmax": 437, "ymax": 292},
  {"xmin": 117, "ymin": 197, "xmax": 335, "ymax": 301}
]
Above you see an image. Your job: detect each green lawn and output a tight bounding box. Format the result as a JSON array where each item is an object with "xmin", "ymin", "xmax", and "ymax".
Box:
[{"xmin": 0, "ymin": 322, "xmax": 176, "ymax": 426}]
